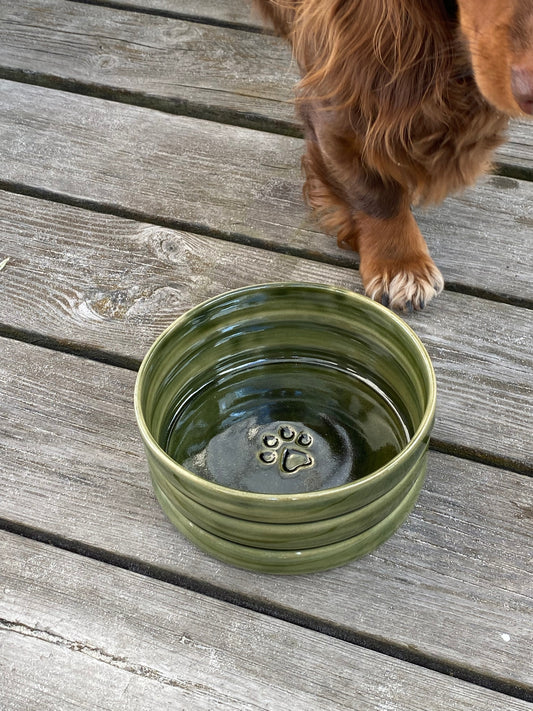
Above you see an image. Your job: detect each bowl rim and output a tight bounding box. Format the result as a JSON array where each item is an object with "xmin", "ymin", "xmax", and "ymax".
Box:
[{"xmin": 134, "ymin": 282, "xmax": 436, "ymax": 504}]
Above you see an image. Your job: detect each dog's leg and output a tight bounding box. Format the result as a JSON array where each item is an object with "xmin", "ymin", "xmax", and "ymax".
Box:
[
  {"xmin": 302, "ymin": 141, "xmax": 359, "ymax": 248},
  {"xmin": 356, "ymin": 200, "xmax": 444, "ymax": 311},
  {"xmin": 301, "ymin": 124, "xmax": 443, "ymax": 310}
]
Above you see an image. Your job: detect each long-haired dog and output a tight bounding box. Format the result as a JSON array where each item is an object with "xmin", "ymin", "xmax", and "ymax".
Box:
[{"xmin": 253, "ymin": 0, "xmax": 533, "ymax": 309}]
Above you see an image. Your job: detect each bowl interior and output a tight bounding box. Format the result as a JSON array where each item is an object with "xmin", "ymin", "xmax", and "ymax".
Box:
[
  {"xmin": 135, "ymin": 283, "xmax": 435, "ymax": 510},
  {"xmin": 163, "ymin": 358, "xmax": 411, "ymax": 495}
]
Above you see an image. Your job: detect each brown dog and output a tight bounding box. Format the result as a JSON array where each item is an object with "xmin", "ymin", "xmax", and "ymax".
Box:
[{"xmin": 254, "ymin": 0, "xmax": 533, "ymax": 309}]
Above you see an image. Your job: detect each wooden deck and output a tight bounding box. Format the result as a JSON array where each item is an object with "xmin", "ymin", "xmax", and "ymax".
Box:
[{"xmin": 0, "ymin": 1, "xmax": 532, "ymax": 708}]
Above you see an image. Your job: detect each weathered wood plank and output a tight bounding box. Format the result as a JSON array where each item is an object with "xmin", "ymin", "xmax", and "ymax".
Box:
[
  {"xmin": 0, "ymin": 191, "xmax": 359, "ymax": 353},
  {"xmin": 0, "ymin": 0, "xmax": 294, "ymax": 128},
  {"xmin": 0, "ymin": 81, "xmax": 531, "ymax": 303},
  {"xmin": 498, "ymin": 120, "xmax": 533, "ymax": 174},
  {"xmin": 1, "ymin": 191, "xmax": 531, "ymax": 467},
  {"xmin": 71, "ymin": 0, "xmax": 263, "ymax": 29},
  {"xmin": 0, "ymin": 1, "xmax": 531, "ymax": 168},
  {"xmin": 1, "ymin": 338, "xmax": 532, "ymax": 690},
  {"xmin": 3, "ymin": 532, "xmax": 530, "ymax": 711}
]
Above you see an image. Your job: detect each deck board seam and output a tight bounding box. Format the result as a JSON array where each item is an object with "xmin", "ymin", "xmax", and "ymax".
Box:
[
  {"xmin": 0, "ymin": 67, "xmax": 301, "ymax": 138},
  {"xmin": 1, "ymin": 69, "xmax": 531, "ymax": 182},
  {"xmin": 0, "ymin": 326, "xmax": 530, "ymax": 477},
  {"xmin": 0, "ymin": 520, "xmax": 531, "ymax": 703},
  {"xmin": 65, "ymin": 0, "xmax": 270, "ymax": 35},
  {"xmin": 1, "ymin": 180, "xmax": 532, "ymax": 310}
]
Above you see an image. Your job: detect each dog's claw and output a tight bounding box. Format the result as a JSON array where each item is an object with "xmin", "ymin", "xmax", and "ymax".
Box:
[{"xmin": 364, "ymin": 261, "xmax": 444, "ymax": 313}]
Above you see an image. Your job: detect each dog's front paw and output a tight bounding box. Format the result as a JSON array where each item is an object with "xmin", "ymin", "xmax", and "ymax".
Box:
[{"xmin": 363, "ymin": 256, "xmax": 444, "ymax": 311}]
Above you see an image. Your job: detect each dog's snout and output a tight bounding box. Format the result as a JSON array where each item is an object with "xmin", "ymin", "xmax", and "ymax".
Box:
[{"xmin": 511, "ymin": 63, "xmax": 533, "ymax": 115}]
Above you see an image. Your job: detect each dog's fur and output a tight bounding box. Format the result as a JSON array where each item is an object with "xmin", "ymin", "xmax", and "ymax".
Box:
[{"xmin": 253, "ymin": 0, "xmax": 533, "ymax": 309}]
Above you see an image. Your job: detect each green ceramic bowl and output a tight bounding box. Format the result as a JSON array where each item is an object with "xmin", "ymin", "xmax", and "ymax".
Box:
[
  {"xmin": 134, "ymin": 283, "xmax": 436, "ymax": 572},
  {"xmin": 154, "ymin": 453, "xmax": 425, "ymax": 550},
  {"xmin": 151, "ymin": 467, "xmax": 425, "ymax": 575}
]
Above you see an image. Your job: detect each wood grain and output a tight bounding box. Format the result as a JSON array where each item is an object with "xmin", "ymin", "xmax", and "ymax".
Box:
[
  {"xmin": 0, "ymin": 0, "xmax": 531, "ymax": 168},
  {"xmin": 0, "ymin": 190, "xmax": 359, "ymax": 353},
  {"xmin": 3, "ymin": 531, "xmax": 531, "ymax": 711},
  {"xmin": 499, "ymin": 120, "xmax": 533, "ymax": 174},
  {"xmin": 0, "ymin": 2, "xmax": 531, "ymax": 707},
  {"xmin": 70, "ymin": 0, "xmax": 264, "ymax": 28},
  {"xmin": 1, "ymin": 337, "xmax": 532, "ymax": 690},
  {"xmin": 0, "ymin": 0, "xmax": 294, "ymax": 128},
  {"xmin": 0, "ymin": 81, "xmax": 531, "ymax": 303},
  {"xmin": 1, "ymin": 191, "xmax": 531, "ymax": 467}
]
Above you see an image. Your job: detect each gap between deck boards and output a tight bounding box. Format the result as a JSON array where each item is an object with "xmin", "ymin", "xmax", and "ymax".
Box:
[
  {"xmin": 0, "ymin": 322, "xmax": 530, "ymax": 479},
  {"xmin": 0, "ymin": 179, "xmax": 531, "ymax": 312},
  {"xmin": 66, "ymin": 0, "xmax": 269, "ymax": 34},
  {"xmin": 0, "ymin": 67, "xmax": 531, "ymax": 183},
  {"xmin": 3, "ymin": 528, "xmax": 531, "ymax": 709},
  {"xmin": 0, "ymin": 518, "xmax": 530, "ymax": 703},
  {"xmin": 0, "ymin": 68, "xmax": 300, "ymax": 139}
]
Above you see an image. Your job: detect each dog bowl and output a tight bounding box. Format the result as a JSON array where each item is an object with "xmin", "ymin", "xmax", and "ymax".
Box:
[
  {"xmin": 152, "ymin": 470, "xmax": 425, "ymax": 575},
  {"xmin": 154, "ymin": 454, "xmax": 425, "ymax": 550},
  {"xmin": 134, "ymin": 283, "xmax": 436, "ymax": 573}
]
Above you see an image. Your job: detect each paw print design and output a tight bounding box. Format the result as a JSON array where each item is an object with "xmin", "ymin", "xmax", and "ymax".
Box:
[{"xmin": 258, "ymin": 424, "xmax": 315, "ymax": 478}]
